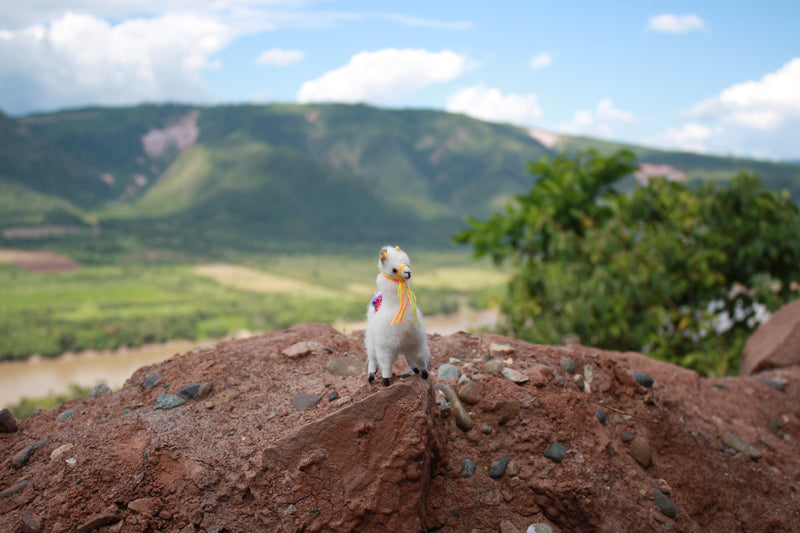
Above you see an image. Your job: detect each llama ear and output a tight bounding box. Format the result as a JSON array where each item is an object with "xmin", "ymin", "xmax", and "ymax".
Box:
[
  {"xmin": 380, "ymin": 248, "xmax": 388, "ymax": 262},
  {"xmin": 395, "ymin": 246, "xmax": 402, "ymax": 252}
]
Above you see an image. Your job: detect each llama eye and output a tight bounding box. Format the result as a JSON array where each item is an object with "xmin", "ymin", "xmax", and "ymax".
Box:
[{"xmin": 392, "ymin": 268, "xmax": 397, "ymax": 273}]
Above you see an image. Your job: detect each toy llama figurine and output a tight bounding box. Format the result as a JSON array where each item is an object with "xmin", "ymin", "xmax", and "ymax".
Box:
[{"xmin": 365, "ymin": 245, "xmax": 431, "ymax": 386}]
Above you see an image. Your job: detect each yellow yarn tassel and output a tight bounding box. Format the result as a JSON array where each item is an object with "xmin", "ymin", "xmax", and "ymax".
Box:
[{"xmin": 381, "ymin": 264, "xmax": 420, "ymax": 326}]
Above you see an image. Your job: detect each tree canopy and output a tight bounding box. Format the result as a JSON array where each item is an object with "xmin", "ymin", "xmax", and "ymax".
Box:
[{"xmin": 455, "ymin": 149, "xmax": 800, "ymax": 375}]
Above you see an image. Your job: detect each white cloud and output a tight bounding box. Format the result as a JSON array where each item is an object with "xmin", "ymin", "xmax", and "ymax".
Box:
[
  {"xmin": 529, "ymin": 52, "xmax": 552, "ymax": 70},
  {"xmin": 559, "ymin": 98, "xmax": 635, "ymax": 137},
  {"xmin": 0, "ymin": 11, "xmax": 236, "ymax": 112},
  {"xmin": 255, "ymin": 48, "xmax": 304, "ymax": 66},
  {"xmin": 662, "ymin": 122, "xmax": 714, "ymax": 153},
  {"xmin": 646, "ymin": 14, "xmax": 705, "ymax": 34},
  {"xmin": 689, "ymin": 58, "xmax": 800, "ymax": 131},
  {"xmin": 445, "ymin": 85, "xmax": 542, "ymax": 126},
  {"xmin": 297, "ymin": 48, "xmax": 468, "ymax": 104}
]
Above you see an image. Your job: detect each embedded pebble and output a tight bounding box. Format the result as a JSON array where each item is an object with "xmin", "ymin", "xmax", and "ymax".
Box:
[
  {"xmin": 458, "ymin": 381, "xmax": 482, "ymax": 405},
  {"xmin": 177, "ymin": 382, "xmax": 212, "ymax": 401},
  {"xmin": 502, "ymin": 367, "xmax": 530, "ymax": 384},
  {"xmin": 481, "ymin": 425, "xmax": 493, "ymax": 435},
  {"xmin": 0, "ymin": 408, "xmax": 18, "ymax": 433},
  {"xmin": 142, "ymin": 375, "xmax": 163, "ymax": 389},
  {"xmin": 488, "ymin": 454, "xmax": 510, "ymax": 478},
  {"xmin": 153, "ymin": 392, "xmax": 185, "ymax": 411},
  {"xmin": 721, "ymin": 432, "xmax": 763, "ymax": 460},
  {"xmin": 88, "ymin": 383, "xmax": 112, "ymax": 398},
  {"xmin": 653, "ymin": 489, "xmax": 677, "ymax": 519},
  {"xmin": 759, "ymin": 377, "xmax": 786, "ymax": 392},
  {"xmin": 20, "ymin": 510, "xmax": 41, "ymax": 532},
  {"xmin": 490, "ymin": 342, "xmax": 514, "ymax": 355},
  {"xmin": 621, "ymin": 430, "xmax": 636, "ymax": 443},
  {"xmin": 484, "ymin": 360, "xmax": 504, "ymax": 375},
  {"xmin": 544, "ymin": 441, "xmax": 566, "ymax": 463},
  {"xmin": 290, "ymin": 393, "xmax": 322, "ymax": 412},
  {"xmin": 628, "ymin": 435, "xmax": 653, "ymax": 468},
  {"xmin": 57, "ymin": 409, "xmax": 77, "ymax": 421},
  {"xmin": 50, "ymin": 443, "xmax": 74, "ymax": 461},
  {"xmin": 282, "ymin": 341, "xmax": 324, "ymax": 359},
  {"xmin": 596, "ymin": 409, "xmax": 607, "ymax": 424},
  {"xmin": 13, "ymin": 439, "xmax": 48, "ymax": 469},
  {"xmin": 437, "ymin": 364, "xmax": 459, "ymax": 381},
  {"xmin": 461, "ymin": 459, "xmax": 477, "ymax": 478},
  {"xmin": 328, "ymin": 391, "xmax": 339, "ymax": 402},
  {"xmin": 326, "ymin": 354, "xmax": 365, "ymax": 377},
  {"xmin": 583, "ymin": 365, "xmax": 593, "ymax": 383},
  {"xmin": 634, "ymin": 372, "xmax": 654, "ymax": 388},
  {"xmin": 0, "ymin": 479, "xmax": 29, "ymax": 498},
  {"xmin": 437, "ymin": 383, "xmax": 474, "ymax": 432},
  {"xmin": 560, "ymin": 358, "xmax": 576, "ymax": 374},
  {"xmin": 527, "ymin": 524, "xmax": 555, "ymax": 533}
]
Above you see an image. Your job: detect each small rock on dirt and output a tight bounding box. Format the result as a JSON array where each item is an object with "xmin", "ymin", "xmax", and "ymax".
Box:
[
  {"xmin": 291, "ymin": 393, "xmax": 322, "ymax": 412},
  {"xmin": 283, "ymin": 341, "xmax": 324, "ymax": 359},
  {"xmin": 629, "ymin": 435, "xmax": 653, "ymax": 468},
  {"xmin": 560, "ymin": 357, "xmax": 576, "ymax": 373},
  {"xmin": 153, "ymin": 393, "xmax": 185, "ymax": 411},
  {"xmin": 489, "ymin": 455, "xmax": 510, "ymax": 478},
  {"xmin": 502, "ymin": 367, "xmax": 530, "ymax": 384},
  {"xmin": 57, "ymin": 409, "xmax": 77, "ymax": 421},
  {"xmin": 461, "ymin": 459, "xmax": 477, "ymax": 478},
  {"xmin": 437, "ymin": 363, "xmax": 459, "ymax": 380},
  {"xmin": 528, "ymin": 524, "xmax": 555, "ymax": 533},
  {"xmin": 484, "ymin": 360, "xmax": 504, "ymax": 375},
  {"xmin": 88, "ymin": 383, "xmax": 112, "ymax": 398},
  {"xmin": 13, "ymin": 439, "xmax": 48, "ymax": 469},
  {"xmin": 0, "ymin": 408, "xmax": 17, "ymax": 433},
  {"xmin": 721, "ymin": 432, "xmax": 763, "ymax": 460},
  {"xmin": 177, "ymin": 382, "xmax": 212, "ymax": 401},
  {"xmin": 653, "ymin": 489, "xmax": 677, "ymax": 519},
  {"xmin": 634, "ymin": 372, "xmax": 655, "ymax": 388},
  {"xmin": 458, "ymin": 381, "xmax": 482, "ymax": 405},
  {"xmin": 326, "ymin": 354, "xmax": 365, "ymax": 377},
  {"xmin": 544, "ymin": 441, "xmax": 566, "ymax": 463}
]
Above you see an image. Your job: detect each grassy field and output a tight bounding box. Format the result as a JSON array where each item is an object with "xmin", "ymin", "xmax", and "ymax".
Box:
[{"xmin": 0, "ymin": 248, "xmax": 507, "ymax": 361}]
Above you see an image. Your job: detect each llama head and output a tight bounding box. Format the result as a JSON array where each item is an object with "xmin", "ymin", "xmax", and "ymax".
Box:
[{"xmin": 378, "ymin": 245, "xmax": 412, "ymax": 281}]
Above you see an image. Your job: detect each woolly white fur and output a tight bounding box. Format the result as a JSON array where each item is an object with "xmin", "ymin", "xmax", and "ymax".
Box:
[{"xmin": 365, "ymin": 245, "xmax": 431, "ymax": 385}]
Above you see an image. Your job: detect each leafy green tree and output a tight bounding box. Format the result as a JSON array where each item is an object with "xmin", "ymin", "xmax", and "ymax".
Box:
[{"xmin": 456, "ymin": 150, "xmax": 800, "ymax": 375}]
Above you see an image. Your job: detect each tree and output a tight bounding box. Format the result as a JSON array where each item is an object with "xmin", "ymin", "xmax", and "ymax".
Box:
[{"xmin": 455, "ymin": 150, "xmax": 800, "ymax": 375}]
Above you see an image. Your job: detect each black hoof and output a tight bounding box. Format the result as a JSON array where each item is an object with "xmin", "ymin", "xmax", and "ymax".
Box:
[
  {"xmin": 368, "ymin": 374, "xmax": 375, "ymax": 383},
  {"xmin": 421, "ymin": 370, "xmax": 429, "ymax": 379},
  {"xmin": 382, "ymin": 378, "xmax": 390, "ymax": 387},
  {"xmin": 413, "ymin": 368, "xmax": 420, "ymax": 374}
]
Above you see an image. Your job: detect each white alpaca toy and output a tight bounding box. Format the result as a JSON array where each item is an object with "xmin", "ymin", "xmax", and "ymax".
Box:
[{"xmin": 365, "ymin": 245, "xmax": 431, "ymax": 386}]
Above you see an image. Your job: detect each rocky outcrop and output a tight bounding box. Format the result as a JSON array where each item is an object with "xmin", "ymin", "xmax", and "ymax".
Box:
[
  {"xmin": 1, "ymin": 323, "xmax": 799, "ymax": 532},
  {"xmin": 741, "ymin": 298, "xmax": 800, "ymax": 375},
  {"xmin": 253, "ymin": 379, "xmax": 445, "ymax": 532}
]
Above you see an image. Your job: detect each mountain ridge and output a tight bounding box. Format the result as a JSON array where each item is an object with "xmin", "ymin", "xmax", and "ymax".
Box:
[{"xmin": 2, "ymin": 103, "xmax": 799, "ymax": 254}]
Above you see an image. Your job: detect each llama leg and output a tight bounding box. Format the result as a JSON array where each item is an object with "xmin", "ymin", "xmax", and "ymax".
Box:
[
  {"xmin": 367, "ymin": 350, "xmax": 377, "ymax": 384},
  {"xmin": 377, "ymin": 352, "xmax": 393, "ymax": 387}
]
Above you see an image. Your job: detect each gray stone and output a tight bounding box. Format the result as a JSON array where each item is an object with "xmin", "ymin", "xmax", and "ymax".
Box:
[
  {"xmin": 527, "ymin": 524, "xmax": 556, "ymax": 533},
  {"xmin": 328, "ymin": 391, "xmax": 339, "ymax": 401},
  {"xmin": 461, "ymin": 459, "xmax": 477, "ymax": 478},
  {"xmin": 326, "ymin": 354, "xmax": 365, "ymax": 377},
  {"xmin": 437, "ymin": 363, "xmax": 459, "ymax": 381},
  {"xmin": 633, "ymin": 372, "xmax": 654, "ymax": 388},
  {"xmin": 291, "ymin": 393, "xmax": 322, "ymax": 412},
  {"xmin": 543, "ymin": 441, "xmax": 566, "ymax": 463},
  {"xmin": 0, "ymin": 479, "xmax": 29, "ymax": 498},
  {"xmin": 177, "ymin": 382, "xmax": 212, "ymax": 401},
  {"xmin": 88, "ymin": 383, "xmax": 112, "ymax": 398},
  {"xmin": 13, "ymin": 439, "xmax": 48, "ymax": 469},
  {"xmin": 559, "ymin": 357, "xmax": 576, "ymax": 373},
  {"xmin": 596, "ymin": 409, "xmax": 607, "ymax": 424},
  {"xmin": 488, "ymin": 455, "xmax": 510, "ymax": 478},
  {"xmin": 283, "ymin": 341, "xmax": 324, "ymax": 359},
  {"xmin": 1, "ymin": 408, "xmax": 18, "ymax": 433},
  {"xmin": 143, "ymin": 374, "xmax": 163, "ymax": 389},
  {"xmin": 153, "ymin": 392, "xmax": 186, "ymax": 411},
  {"xmin": 484, "ymin": 360, "xmax": 504, "ymax": 375},
  {"xmin": 759, "ymin": 377, "xmax": 786, "ymax": 392},
  {"xmin": 653, "ymin": 489, "xmax": 677, "ymax": 519},
  {"xmin": 57, "ymin": 409, "xmax": 77, "ymax": 421},
  {"xmin": 721, "ymin": 432, "xmax": 763, "ymax": 460},
  {"xmin": 20, "ymin": 510, "xmax": 42, "ymax": 532}
]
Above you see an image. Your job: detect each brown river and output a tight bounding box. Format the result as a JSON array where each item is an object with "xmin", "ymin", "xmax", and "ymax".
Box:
[{"xmin": 0, "ymin": 308, "xmax": 499, "ymax": 409}]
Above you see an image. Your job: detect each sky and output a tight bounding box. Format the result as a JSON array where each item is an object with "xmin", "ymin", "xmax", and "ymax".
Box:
[{"xmin": 1, "ymin": 1, "xmax": 799, "ymax": 161}]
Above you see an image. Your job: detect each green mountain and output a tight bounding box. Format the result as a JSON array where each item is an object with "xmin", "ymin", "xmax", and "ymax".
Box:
[{"xmin": 2, "ymin": 103, "xmax": 799, "ymax": 255}]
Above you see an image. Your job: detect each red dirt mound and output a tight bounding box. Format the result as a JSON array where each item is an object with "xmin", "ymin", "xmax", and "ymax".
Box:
[{"xmin": 2, "ymin": 323, "xmax": 799, "ymax": 532}]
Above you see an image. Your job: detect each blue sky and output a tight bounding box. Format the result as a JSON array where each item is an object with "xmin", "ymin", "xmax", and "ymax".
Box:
[{"xmin": 1, "ymin": 1, "xmax": 799, "ymax": 160}]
